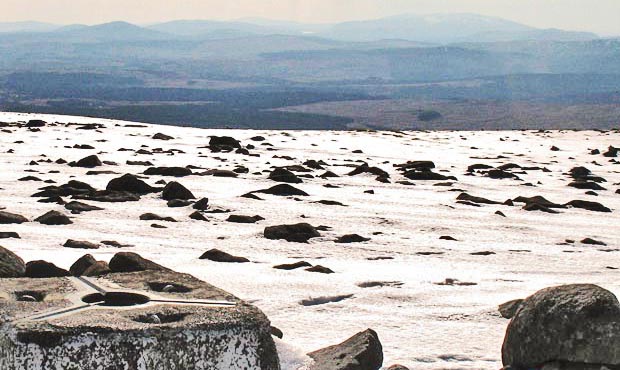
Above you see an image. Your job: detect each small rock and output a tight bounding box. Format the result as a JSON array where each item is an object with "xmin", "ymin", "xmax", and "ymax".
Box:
[{"xmin": 199, "ymin": 249, "xmax": 249, "ymax": 263}]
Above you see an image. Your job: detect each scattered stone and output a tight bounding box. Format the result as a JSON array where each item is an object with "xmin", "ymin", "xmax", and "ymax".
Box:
[
  {"xmin": 209, "ymin": 136, "xmax": 241, "ymax": 151},
  {"xmin": 301, "ymin": 294, "xmax": 352, "ymax": 306},
  {"xmin": 63, "ymin": 239, "xmax": 100, "ymax": 249},
  {"xmin": 193, "ymin": 198, "xmax": 209, "ymax": 210},
  {"xmin": 101, "ymin": 240, "xmax": 134, "ymax": 248},
  {"xmin": 64, "ymin": 201, "xmax": 104, "ymax": 213},
  {"xmin": 34, "ymin": 210, "xmax": 72, "ymax": 225},
  {"xmin": 0, "ymin": 232, "xmax": 20, "ymax": 239},
  {"xmin": 73, "ymin": 155, "xmax": 102, "ymax": 168},
  {"xmin": 513, "ymin": 196, "xmax": 565, "ymax": 209},
  {"xmin": 522, "ymin": 203, "xmax": 559, "ymax": 213},
  {"xmin": 25, "ymin": 260, "xmax": 70, "ymax": 278},
  {"xmin": 268, "ymin": 167, "xmax": 302, "ymax": 183},
  {"xmin": 264, "ymin": 223, "xmax": 320, "ymax": 243},
  {"xmin": 273, "ymin": 261, "xmax": 312, "ymax": 270},
  {"xmin": 316, "ymin": 200, "xmax": 346, "ymax": 206},
  {"xmin": 435, "ymin": 278, "xmax": 477, "ymax": 286},
  {"xmin": 152, "ymin": 132, "xmax": 174, "ymax": 140},
  {"xmin": 335, "ymin": 234, "xmax": 370, "ymax": 243},
  {"xmin": 69, "ymin": 254, "xmax": 97, "ymax": 276},
  {"xmin": 0, "ymin": 246, "xmax": 26, "ymax": 278},
  {"xmin": 106, "ymin": 173, "xmax": 157, "ymax": 194},
  {"xmin": 565, "ymin": 199, "xmax": 611, "ymax": 212},
  {"xmin": 139, "ymin": 213, "xmax": 177, "ymax": 222},
  {"xmin": 499, "ymin": 299, "xmax": 524, "ymax": 319},
  {"xmin": 470, "ymin": 251, "xmax": 496, "ymax": 256},
  {"xmin": 226, "ymin": 215, "xmax": 265, "ymax": 223},
  {"xmin": 189, "ymin": 211, "xmax": 208, "ymax": 221},
  {"xmin": 162, "ymin": 181, "xmax": 195, "ymax": 200},
  {"xmin": 457, "ymin": 193, "xmax": 501, "ymax": 205},
  {"xmin": 256, "ymin": 184, "xmax": 309, "ymax": 196},
  {"xmin": 306, "ymin": 265, "xmax": 334, "ymax": 274},
  {"xmin": 581, "ymin": 237, "xmax": 606, "ymax": 246},
  {"xmin": 0, "ymin": 211, "xmax": 28, "ymax": 224},
  {"xmin": 26, "ymin": 119, "xmax": 46, "ymax": 127},
  {"xmin": 144, "ymin": 166, "xmax": 192, "ymax": 177},
  {"xmin": 308, "ymin": 329, "xmax": 383, "ymax": 370},
  {"xmin": 199, "ymin": 249, "xmax": 249, "ymax": 263},
  {"xmin": 108, "ymin": 252, "xmax": 166, "ymax": 273},
  {"xmin": 349, "ymin": 163, "xmax": 389, "ymax": 179}
]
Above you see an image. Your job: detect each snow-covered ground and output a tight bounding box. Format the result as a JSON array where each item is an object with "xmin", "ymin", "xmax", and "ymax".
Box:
[{"xmin": 1, "ymin": 112, "xmax": 619, "ymax": 369}]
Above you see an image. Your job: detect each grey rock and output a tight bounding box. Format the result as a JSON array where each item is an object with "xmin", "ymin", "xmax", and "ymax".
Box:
[
  {"xmin": 502, "ymin": 284, "xmax": 620, "ymax": 369},
  {"xmin": 309, "ymin": 329, "xmax": 383, "ymax": 370}
]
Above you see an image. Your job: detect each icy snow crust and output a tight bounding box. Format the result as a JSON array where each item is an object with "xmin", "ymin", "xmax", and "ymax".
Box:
[{"xmin": 1, "ymin": 112, "xmax": 619, "ymax": 369}]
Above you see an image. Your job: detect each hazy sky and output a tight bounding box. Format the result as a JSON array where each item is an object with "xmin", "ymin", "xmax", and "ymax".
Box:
[{"xmin": 2, "ymin": 0, "xmax": 619, "ymax": 36}]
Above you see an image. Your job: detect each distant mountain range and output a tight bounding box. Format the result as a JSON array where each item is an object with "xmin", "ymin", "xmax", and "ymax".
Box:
[{"xmin": 0, "ymin": 13, "xmax": 599, "ymax": 44}]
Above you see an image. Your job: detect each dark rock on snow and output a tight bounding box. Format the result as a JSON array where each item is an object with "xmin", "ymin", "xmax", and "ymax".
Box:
[
  {"xmin": 273, "ymin": 261, "xmax": 312, "ymax": 270},
  {"xmin": 162, "ymin": 181, "xmax": 195, "ymax": 200},
  {"xmin": 336, "ymin": 234, "xmax": 371, "ymax": 243},
  {"xmin": 108, "ymin": 252, "xmax": 166, "ymax": 273},
  {"xmin": 34, "ymin": 210, "xmax": 72, "ymax": 225},
  {"xmin": 199, "ymin": 249, "xmax": 249, "ymax": 263},
  {"xmin": 264, "ymin": 223, "xmax": 320, "ymax": 243},
  {"xmin": 0, "ymin": 211, "xmax": 28, "ymax": 224},
  {"xmin": 63, "ymin": 239, "xmax": 100, "ymax": 249},
  {"xmin": 308, "ymin": 329, "xmax": 383, "ymax": 370},
  {"xmin": 106, "ymin": 173, "xmax": 157, "ymax": 194},
  {"xmin": 144, "ymin": 166, "xmax": 192, "ymax": 177},
  {"xmin": 256, "ymin": 184, "xmax": 309, "ymax": 196},
  {"xmin": 227, "ymin": 215, "xmax": 265, "ymax": 223}
]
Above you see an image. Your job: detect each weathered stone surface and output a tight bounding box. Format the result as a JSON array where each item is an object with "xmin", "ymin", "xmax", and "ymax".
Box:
[
  {"xmin": 502, "ymin": 284, "xmax": 620, "ymax": 369},
  {"xmin": 0, "ymin": 269, "xmax": 279, "ymax": 370},
  {"xmin": 0, "ymin": 246, "xmax": 25, "ymax": 278},
  {"xmin": 308, "ymin": 329, "xmax": 383, "ymax": 370}
]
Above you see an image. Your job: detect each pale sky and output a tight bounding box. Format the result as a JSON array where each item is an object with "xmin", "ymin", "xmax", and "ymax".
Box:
[{"xmin": 2, "ymin": 0, "xmax": 619, "ymax": 36}]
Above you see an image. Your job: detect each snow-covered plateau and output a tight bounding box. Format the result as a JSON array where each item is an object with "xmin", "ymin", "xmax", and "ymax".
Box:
[{"xmin": 1, "ymin": 112, "xmax": 619, "ymax": 369}]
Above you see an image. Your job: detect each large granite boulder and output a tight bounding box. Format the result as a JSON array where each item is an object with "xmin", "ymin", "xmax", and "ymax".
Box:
[
  {"xmin": 309, "ymin": 329, "xmax": 383, "ymax": 370},
  {"xmin": 502, "ymin": 284, "xmax": 620, "ymax": 369}
]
